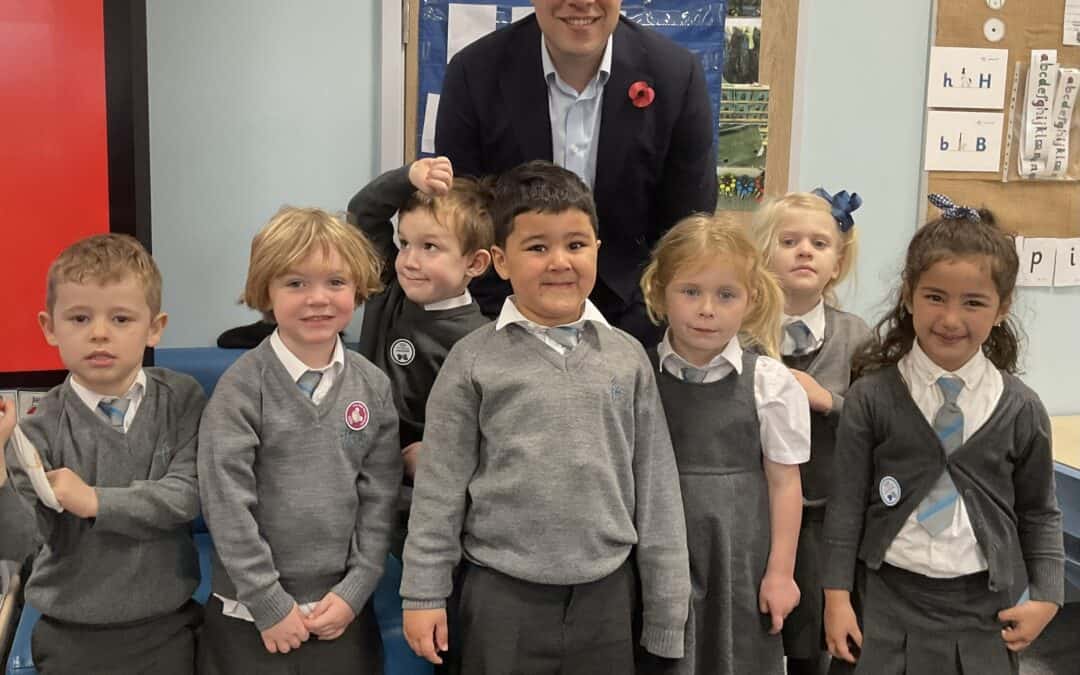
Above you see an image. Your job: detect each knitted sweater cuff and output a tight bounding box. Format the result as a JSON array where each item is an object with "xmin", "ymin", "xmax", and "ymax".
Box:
[
  {"xmin": 640, "ymin": 623, "xmax": 685, "ymax": 659},
  {"xmin": 401, "ymin": 598, "xmax": 447, "ymax": 611},
  {"xmin": 1026, "ymin": 557, "xmax": 1065, "ymax": 606},
  {"xmin": 248, "ymin": 582, "xmax": 296, "ymax": 631}
]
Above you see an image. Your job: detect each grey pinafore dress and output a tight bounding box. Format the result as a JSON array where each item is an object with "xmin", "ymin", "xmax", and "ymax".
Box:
[{"xmin": 643, "ymin": 349, "xmax": 784, "ymax": 675}]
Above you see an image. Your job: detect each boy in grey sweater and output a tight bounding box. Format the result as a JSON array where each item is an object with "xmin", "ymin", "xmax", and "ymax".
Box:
[
  {"xmin": 197, "ymin": 207, "xmax": 402, "ymax": 675},
  {"xmin": 3, "ymin": 234, "xmax": 205, "ymax": 675},
  {"xmin": 401, "ymin": 161, "xmax": 691, "ymax": 673}
]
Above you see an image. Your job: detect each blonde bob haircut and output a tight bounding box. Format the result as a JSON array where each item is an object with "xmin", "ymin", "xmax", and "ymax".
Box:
[
  {"xmin": 750, "ymin": 191, "xmax": 858, "ymax": 305},
  {"xmin": 46, "ymin": 233, "xmax": 162, "ymax": 316},
  {"xmin": 243, "ymin": 206, "xmax": 383, "ymax": 316},
  {"xmin": 641, "ymin": 212, "xmax": 785, "ymax": 358}
]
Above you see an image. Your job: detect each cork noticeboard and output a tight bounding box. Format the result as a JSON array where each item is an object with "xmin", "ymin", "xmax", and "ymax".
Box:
[
  {"xmin": 402, "ymin": 1, "xmax": 800, "ymax": 220},
  {"xmin": 929, "ymin": 0, "xmax": 1080, "ymax": 238}
]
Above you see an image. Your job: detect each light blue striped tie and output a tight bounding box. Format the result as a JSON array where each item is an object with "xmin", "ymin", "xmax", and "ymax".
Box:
[
  {"xmin": 681, "ymin": 366, "xmax": 708, "ymax": 383},
  {"xmin": 785, "ymin": 320, "xmax": 815, "ymax": 355},
  {"xmin": 917, "ymin": 376, "xmax": 965, "ymax": 536},
  {"xmin": 297, "ymin": 370, "xmax": 323, "ymax": 399},
  {"xmin": 546, "ymin": 326, "xmax": 581, "ymax": 351},
  {"xmin": 98, "ymin": 397, "xmax": 131, "ymax": 430}
]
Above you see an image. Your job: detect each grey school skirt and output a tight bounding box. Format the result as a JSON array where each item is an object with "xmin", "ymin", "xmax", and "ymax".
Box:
[{"xmin": 853, "ymin": 563, "xmax": 1019, "ymax": 675}]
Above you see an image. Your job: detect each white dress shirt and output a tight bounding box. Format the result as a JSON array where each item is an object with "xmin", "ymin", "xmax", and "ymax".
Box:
[
  {"xmin": 70, "ymin": 370, "xmax": 147, "ymax": 433},
  {"xmin": 424, "ymin": 289, "xmax": 473, "ymax": 311},
  {"xmin": 883, "ymin": 339, "xmax": 1002, "ymax": 577},
  {"xmin": 657, "ymin": 332, "xmax": 811, "ymax": 465},
  {"xmin": 542, "ymin": 33, "xmax": 613, "ymax": 189},
  {"xmin": 495, "ymin": 296, "xmax": 611, "ymax": 355}
]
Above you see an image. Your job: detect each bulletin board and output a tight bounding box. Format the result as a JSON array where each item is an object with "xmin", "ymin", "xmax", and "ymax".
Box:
[
  {"xmin": 929, "ymin": 0, "xmax": 1080, "ymax": 238},
  {"xmin": 0, "ymin": 0, "xmax": 151, "ymax": 387},
  {"xmin": 402, "ymin": 0, "xmax": 800, "ymax": 206}
]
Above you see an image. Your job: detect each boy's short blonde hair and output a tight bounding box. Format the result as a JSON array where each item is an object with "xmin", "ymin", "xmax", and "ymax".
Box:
[
  {"xmin": 243, "ymin": 206, "xmax": 383, "ymax": 316},
  {"xmin": 641, "ymin": 212, "xmax": 785, "ymax": 358},
  {"xmin": 46, "ymin": 234, "xmax": 162, "ymax": 315},
  {"xmin": 750, "ymin": 192, "xmax": 859, "ymax": 304},
  {"xmin": 400, "ymin": 176, "xmax": 495, "ymax": 254}
]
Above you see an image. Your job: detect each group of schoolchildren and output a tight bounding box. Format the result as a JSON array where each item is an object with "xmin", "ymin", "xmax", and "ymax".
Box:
[{"xmin": 0, "ymin": 156, "xmax": 1065, "ymax": 675}]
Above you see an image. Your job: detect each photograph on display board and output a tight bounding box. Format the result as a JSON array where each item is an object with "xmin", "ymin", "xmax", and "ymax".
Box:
[{"xmin": 718, "ymin": 6, "xmax": 767, "ymax": 211}]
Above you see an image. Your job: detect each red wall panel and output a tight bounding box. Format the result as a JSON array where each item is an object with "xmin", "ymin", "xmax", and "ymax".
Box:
[{"xmin": 0, "ymin": 1, "xmax": 109, "ymax": 373}]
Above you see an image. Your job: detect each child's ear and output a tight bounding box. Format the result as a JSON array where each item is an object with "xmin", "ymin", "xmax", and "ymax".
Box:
[
  {"xmin": 995, "ymin": 296, "xmax": 1012, "ymax": 326},
  {"xmin": 37, "ymin": 311, "xmax": 58, "ymax": 346},
  {"xmin": 146, "ymin": 313, "xmax": 169, "ymax": 348},
  {"xmin": 464, "ymin": 248, "xmax": 492, "ymax": 278},
  {"xmin": 491, "ymin": 246, "xmax": 511, "ymax": 281}
]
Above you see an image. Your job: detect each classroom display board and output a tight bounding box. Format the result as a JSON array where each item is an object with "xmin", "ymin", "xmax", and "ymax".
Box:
[
  {"xmin": 404, "ymin": 0, "xmax": 799, "ymax": 210},
  {"xmin": 0, "ymin": 0, "xmax": 150, "ymax": 384},
  {"xmin": 928, "ymin": 0, "xmax": 1080, "ymax": 246}
]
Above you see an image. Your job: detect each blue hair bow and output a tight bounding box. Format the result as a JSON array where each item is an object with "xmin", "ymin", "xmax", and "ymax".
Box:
[
  {"xmin": 812, "ymin": 188, "xmax": 862, "ymax": 233},
  {"xmin": 928, "ymin": 193, "xmax": 981, "ymax": 223}
]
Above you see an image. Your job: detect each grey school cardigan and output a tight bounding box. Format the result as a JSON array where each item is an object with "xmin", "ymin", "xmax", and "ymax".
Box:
[
  {"xmin": 823, "ymin": 366, "xmax": 1065, "ymax": 605},
  {"xmin": 198, "ymin": 340, "xmax": 402, "ymax": 630},
  {"xmin": 400, "ymin": 322, "xmax": 691, "ymax": 658},
  {"xmin": 4, "ymin": 369, "xmax": 205, "ymax": 624}
]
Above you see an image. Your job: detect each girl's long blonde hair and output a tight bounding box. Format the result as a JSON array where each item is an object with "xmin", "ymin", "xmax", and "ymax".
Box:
[{"xmin": 641, "ymin": 212, "xmax": 785, "ymax": 358}]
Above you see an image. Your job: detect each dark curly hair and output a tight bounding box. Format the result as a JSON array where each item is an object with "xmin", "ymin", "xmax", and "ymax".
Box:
[{"xmin": 852, "ymin": 208, "xmax": 1024, "ymax": 379}]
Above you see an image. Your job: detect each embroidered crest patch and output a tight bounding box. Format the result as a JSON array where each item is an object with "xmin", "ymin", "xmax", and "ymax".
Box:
[
  {"xmin": 345, "ymin": 401, "xmax": 370, "ymax": 431},
  {"xmin": 879, "ymin": 476, "xmax": 901, "ymax": 507},
  {"xmin": 390, "ymin": 338, "xmax": 415, "ymax": 366}
]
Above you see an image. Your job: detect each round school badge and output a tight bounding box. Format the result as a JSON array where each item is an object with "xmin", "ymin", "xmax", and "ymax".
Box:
[
  {"xmin": 390, "ymin": 338, "xmax": 415, "ymax": 366},
  {"xmin": 345, "ymin": 401, "xmax": 370, "ymax": 431},
  {"xmin": 879, "ymin": 476, "xmax": 902, "ymax": 507}
]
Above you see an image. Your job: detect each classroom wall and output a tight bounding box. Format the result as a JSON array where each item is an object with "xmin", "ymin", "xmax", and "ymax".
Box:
[
  {"xmin": 147, "ymin": 0, "xmax": 380, "ymax": 348},
  {"xmin": 796, "ymin": 0, "xmax": 1079, "ymax": 416},
  {"xmin": 146, "ymin": 1, "xmax": 1078, "ymax": 414}
]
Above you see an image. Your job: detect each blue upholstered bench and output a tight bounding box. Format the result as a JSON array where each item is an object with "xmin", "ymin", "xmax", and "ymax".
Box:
[{"xmin": 5, "ymin": 347, "xmax": 430, "ymax": 674}]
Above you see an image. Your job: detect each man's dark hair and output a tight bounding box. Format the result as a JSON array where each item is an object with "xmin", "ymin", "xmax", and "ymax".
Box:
[{"xmin": 490, "ymin": 160, "xmax": 599, "ymax": 247}]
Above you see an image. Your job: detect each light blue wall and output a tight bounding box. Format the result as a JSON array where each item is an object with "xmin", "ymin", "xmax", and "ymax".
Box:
[
  {"xmin": 798, "ymin": 1, "xmax": 1078, "ymax": 415},
  {"xmin": 147, "ymin": 0, "xmax": 380, "ymax": 348}
]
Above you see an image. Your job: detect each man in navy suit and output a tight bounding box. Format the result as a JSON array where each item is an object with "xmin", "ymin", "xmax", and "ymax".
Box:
[{"xmin": 435, "ymin": 0, "xmax": 717, "ymax": 345}]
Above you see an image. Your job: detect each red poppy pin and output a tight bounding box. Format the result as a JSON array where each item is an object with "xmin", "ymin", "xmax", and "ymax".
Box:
[{"xmin": 629, "ymin": 80, "xmax": 655, "ymax": 108}]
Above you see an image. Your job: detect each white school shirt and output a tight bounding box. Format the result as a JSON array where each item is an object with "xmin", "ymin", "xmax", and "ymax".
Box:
[
  {"xmin": 423, "ymin": 289, "xmax": 472, "ymax": 311},
  {"xmin": 213, "ymin": 330, "xmax": 346, "ymax": 622},
  {"xmin": 657, "ymin": 332, "xmax": 811, "ymax": 465},
  {"xmin": 542, "ymin": 33, "xmax": 612, "ymax": 189},
  {"xmin": 494, "ymin": 296, "xmax": 611, "ymax": 355},
  {"xmin": 883, "ymin": 339, "xmax": 1001, "ymax": 577},
  {"xmin": 70, "ymin": 370, "xmax": 146, "ymax": 433},
  {"xmin": 780, "ymin": 299, "xmax": 827, "ymax": 356}
]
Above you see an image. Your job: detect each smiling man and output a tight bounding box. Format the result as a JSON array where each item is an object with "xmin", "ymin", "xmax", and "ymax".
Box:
[{"xmin": 435, "ymin": 0, "xmax": 717, "ymax": 346}]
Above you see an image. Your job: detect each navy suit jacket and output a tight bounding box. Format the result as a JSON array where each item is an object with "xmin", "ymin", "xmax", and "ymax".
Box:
[{"xmin": 435, "ymin": 15, "xmax": 717, "ymax": 315}]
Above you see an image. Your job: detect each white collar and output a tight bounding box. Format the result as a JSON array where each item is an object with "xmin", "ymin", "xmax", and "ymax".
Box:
[
  {"xmin": 424, "ymin": 289, "xmax": 472, "ymax": 311},
  {"xmin": 657, "ymin": 329, "xmax": 744, "ymax": 375},
  {"xmin": 494, "ymin": 296, "xmax": 611, "ymax": 332},
  {"xmin": 903, "ymin": 338, "xmax": 989, "ymax": 393},
  {"xmin": 541, "ymin": 33, "xmax": 613, "ymax": 88},
  {"xmin": 270, "ymin": 330, "xmax": 345, "ymax": 381},
  {"xmin": 69, "ymin": 369, "xmax": 146, "ymax": 409},
  {"xmin": 782, "ymin": 298, "xmax": 826, "ymax": 342}
]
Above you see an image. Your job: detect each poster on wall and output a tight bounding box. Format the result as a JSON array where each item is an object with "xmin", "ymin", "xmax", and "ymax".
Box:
[
  {"xmin": 926, "ymin": 47, "xmax": 1009, "ymax": 109},
  {"xmin": 717, "ymin": 0, "xmax": 766, "ymax": 211},
  {"xmin": 924, "ymin": 110, "xmax": 1004, "ymax": 172}
]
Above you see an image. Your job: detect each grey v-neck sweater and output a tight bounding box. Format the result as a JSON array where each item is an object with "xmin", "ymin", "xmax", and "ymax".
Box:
[
  {"xmin": 4, "ymin": 369, "xmax": 205, "ymax": 624},
  {"xmin": 198, "ymin": 340, "xmax": 402, "ymax": 630},
  {"xmin": 400, "ymin": 322, "xmax": 691, "ymax": 658}
]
